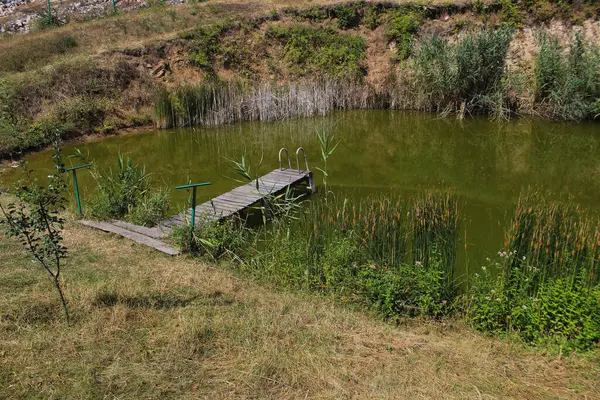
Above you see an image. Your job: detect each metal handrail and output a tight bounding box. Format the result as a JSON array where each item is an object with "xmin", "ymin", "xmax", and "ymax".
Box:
[
  {"xmin": 295, "ymin": 147, "xmax": 309, "ymax": 173},
  {"xmin": 278, "ymin": 147, "xmax": 291, "ymax": 170}
]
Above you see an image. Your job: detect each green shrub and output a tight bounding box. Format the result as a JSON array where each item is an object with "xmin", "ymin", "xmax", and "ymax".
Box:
[
  {"xmin": 363, "ymin": 5, "xmax": 382, "ymax": 29},
  {"xmin": 32, "ymin": 11, "xmax": 63, "ymax": 31},
  {"xmin": 266, "ymin": 25, "xmax": 366, "ymax": 77},
  {"xmin": 335, "ymin": 4, "xmax": 361, "ymax": 29},
  {"xmin": 499, "ymin": 0, "xmax": 521, "ymax": 27},
  {"xmin": 183, "ymin": 23, "xmax": 231, "ymax": 71},
  {"xmin": 386, "ymin": 9, "xmax": 422, "ymax": 60},
  {"xmin": 52, "ymin": 96, "xmax": 107, "ymax": 133},
  {"xmin": 470, "ymin": 255, "xmax": 600, "ymax": 352}
]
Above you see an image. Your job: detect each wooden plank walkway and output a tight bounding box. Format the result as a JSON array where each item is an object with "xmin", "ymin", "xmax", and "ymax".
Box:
[
  {"xmin": 79, "ymin": 220, "xmax": 180, "ymax": 256},
  {"xmin": 159, "ymin": 168, "xmax": 314, "ymax": 229},
  {"xmin": 78, "ymin": 167, "xmax": 313, "ymax": 256}
]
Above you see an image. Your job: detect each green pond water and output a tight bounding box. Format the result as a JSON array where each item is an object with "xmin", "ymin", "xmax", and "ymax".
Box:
[{"xmin": 2, "ymin": 110, "xmax": 600, "ymax": 268}]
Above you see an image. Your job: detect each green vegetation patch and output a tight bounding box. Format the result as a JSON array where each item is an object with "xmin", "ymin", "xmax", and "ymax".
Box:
[
  {"xmin": 89, "ymin": 155, "xmax": 170, "ymax": 227},
  {"xmin": 265, "ymin": 25, "xmax": 366, "ymax": 78},
  {"xmin": 535, "ymin": 32, "xmax": 600, "ymax": 120},
  {"xmin": 0, "ymin": 57, "xmax": 144, "ymax": 158},
  {"xmin": 386, "ymin": 9, "xmax": 423, "ymax": 61},
  {"xmin": 413, "ymin": 27, "xmax": 514, "ymax": 116},
  {"xmin": 0, "ymin": 34, "xmax": 78, "ymax": 73},
  {"xmin": 470, "ymin": 192, "xmax": 600, "ymax": 352}
]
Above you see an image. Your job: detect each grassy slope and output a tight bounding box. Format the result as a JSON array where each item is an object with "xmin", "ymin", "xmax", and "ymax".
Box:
[{"xmin": 0, "ymin": 221, "xmax": 599, "ymax": 399}]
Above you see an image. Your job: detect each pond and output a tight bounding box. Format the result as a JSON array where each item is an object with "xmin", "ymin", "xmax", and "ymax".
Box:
[{"xmin": 2, "ymin": 110, "xmax": 600, "ymax": 267}]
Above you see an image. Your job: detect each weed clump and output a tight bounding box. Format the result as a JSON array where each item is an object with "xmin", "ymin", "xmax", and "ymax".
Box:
[
  {"xmin": 89, "ymin": 155, "xmax": 169, "ymax": 227},
  {"xmin": 334, "ymin": 3, "xmax": 361, "ymax": 29}
]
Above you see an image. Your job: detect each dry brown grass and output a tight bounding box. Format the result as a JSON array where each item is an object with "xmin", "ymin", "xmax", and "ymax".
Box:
[{"xmin": 0, "ymin": 218, "xmax": 598, "ymax": 399}]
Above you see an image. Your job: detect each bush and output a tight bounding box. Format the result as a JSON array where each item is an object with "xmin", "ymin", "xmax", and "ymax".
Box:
[
  {"xmin": 51, "ymin": 96, "xmax": 107, "ymax": 134},
  {"xmin": 335, "ymin": 4, "xmax": 361, "ymax": 29},
  {"xmin": 386, "ymin": 9, "xmax": 422, "ymax": 60},
  {"xmin": 470, "ymin": 254, "xmax": 600, "ymax": 352},
  {"xmin": 363, "ymin": 5, "xmax": 382, "ymax": 30},
  {"xmin": 266, "ymin": 25, "xmax": 366, "ymax": 77}
]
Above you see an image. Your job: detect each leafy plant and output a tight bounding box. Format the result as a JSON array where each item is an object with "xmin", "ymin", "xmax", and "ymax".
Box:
[{"xmin": 0, "ymin": 141, "xmax": 70, "ymax": 323}]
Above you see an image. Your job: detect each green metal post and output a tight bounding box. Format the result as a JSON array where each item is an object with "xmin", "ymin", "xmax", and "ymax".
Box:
[
  {"xmin": 63, "ymin": 163, "xmax": 93, "ymax": 217},
  {"xmin": 111, "ymin": 0, "xmax": 116, "ymax": 13},
  {"xmin": 175, "ymin": 181, "xmax": 212, "ymax": 253},
  {"xmin": 190, "ymin": 186, "xmax": 197, "ymax": 251},
  {"xmin": 47, "ymin": 0, "xmax": 51, "ymax": 16},
  {"xmin": 72, "ymin": 169, "xmax": 82, "ymax": 216}
]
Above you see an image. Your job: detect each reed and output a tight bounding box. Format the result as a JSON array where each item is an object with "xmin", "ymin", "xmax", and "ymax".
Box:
[
  {"xmin": 243, "ymin": 192, "xmax": 461, "ymax": 318},
  {"xmin": 469, "ymin": 190, "xmax": 600, "ymax": 351},
  {"xmin": 506, "ymin": 191, "xmax": 600, "ymax": 288},
  {"xmin": 153, "ymin": 79, "xmax": 379, "ymax": 129},
  {"xmin": 534, "ymin": 32, "xmax": 600, "ymax": 121}
]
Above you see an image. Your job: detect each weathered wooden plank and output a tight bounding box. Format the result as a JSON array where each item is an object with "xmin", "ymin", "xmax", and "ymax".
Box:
[
  {"xmin": 79, "ymin": 220, "xmax": 180, "ymax": 256},
  {"xmin": 111, "ymin": 220, "xmax": 169, "ymax": 239},
  {"xmin": 212, "ymin": 194, "xmax": 256, "ymax": 206},
  {"xmin": 157, "ymin": 168, "xmax": 313, "ymax": 230},
  {"xmin": 217, "ymin": 192, "xmax": 261, "ymax": 203}
]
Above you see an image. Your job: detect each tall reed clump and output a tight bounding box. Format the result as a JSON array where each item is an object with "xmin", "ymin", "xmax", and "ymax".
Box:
[
  {"xmin": 244, "ymin": 193, "xmax": 460, "ymax": 320},
  {"xmin": 153, "ymin": 79, "xmax": 378, "ymax": 129},
  {"xmin": 469, "ymin": 191, "xmax": 600, "ymax": 351},
  {"xmin": 535, "ymin": 32, "xmax": 600, "ymax": 121},
  {"xmin": 88, "ymin": 155, "xmax": 170, "ymax": 227},
  {"xmin": 406, "ymin": 27, "xmax": 515, "ymax": 118}
]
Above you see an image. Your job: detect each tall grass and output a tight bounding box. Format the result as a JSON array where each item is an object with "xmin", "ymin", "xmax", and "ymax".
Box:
[
  {"xmin": 506, "ymin": 191, "xmax": 600, "ymax": 287},
  {"xmin": 242, "ymin": 193, "xmax": 460, "ymax": 319},
  {"xmin": 470, "ymin": 191, "xmax": 600, "ymax": 351},
  {"xmin": 153, "ymin": 79, "xmax": 378, "ymax": 129},
  {"xmin": 410, "ymin": 27, "xmax": 514, "ymax": 117},
  {"xmin": 535, "ymin": 32, "xmax": 600, "ymax": 120}
]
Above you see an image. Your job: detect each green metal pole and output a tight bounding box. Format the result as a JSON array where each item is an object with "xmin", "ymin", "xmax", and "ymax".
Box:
[
  {"xmin": 63, "ymin": 163, "xmax": 93, "ymax": 217},
  {"xmin": 111, "ymin": 0, "xmax": 116, "ymax": 13},
  {"xmin": 72, "ymin": 170, "xmax": 82, "ymax": 216},
  {"xmin": 190, "ymin": 186, "xmax": 197, "ymax": 252},
  {"xmin": 175, "ymin": 181, "xmax": 211, "ymax": 253},
  {"xmin": 47, "ymin": 0, "xmax": 51, "ymax": 16}
]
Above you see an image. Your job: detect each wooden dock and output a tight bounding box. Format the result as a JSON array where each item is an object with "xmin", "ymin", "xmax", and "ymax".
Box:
[
  {"xmin": 159, "ymin": 167, "xmax": 314, "ymax": 229},
  {"xmin": 78, "ymin": 149, "xmax": 314, "ymax": 256}
]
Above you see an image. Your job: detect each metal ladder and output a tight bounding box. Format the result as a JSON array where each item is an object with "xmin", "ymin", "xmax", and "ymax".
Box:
[{"xmin": 278, "ymin": 147, "xmax": 315, "ymax": 192}]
